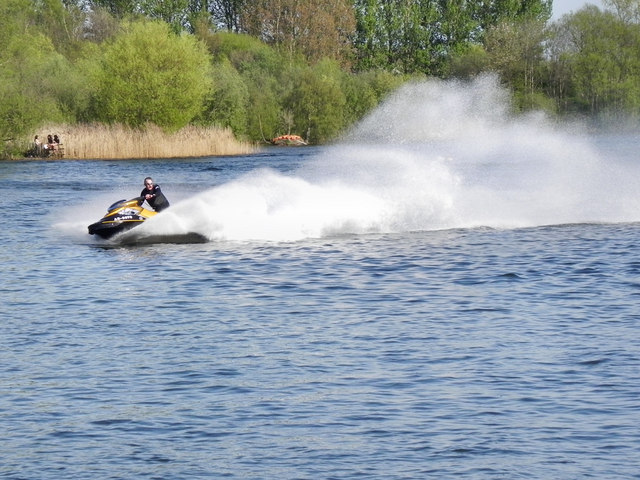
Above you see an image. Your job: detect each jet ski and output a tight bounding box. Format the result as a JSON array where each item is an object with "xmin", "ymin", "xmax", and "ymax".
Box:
[{"xmin": 88, "ymin": 197, "xmax": 157, "ymax": 239}]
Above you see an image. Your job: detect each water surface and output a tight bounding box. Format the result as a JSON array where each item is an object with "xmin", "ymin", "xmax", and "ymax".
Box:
[{"xmin": 2, "ymin": 79, "xmax": 639, "ymax": 479}]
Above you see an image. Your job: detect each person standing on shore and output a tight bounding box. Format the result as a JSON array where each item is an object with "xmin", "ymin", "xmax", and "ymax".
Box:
[
  {"xmin": 140, "ymin": 177, "xmax": 170, "ymax": 212},
  {"xmin": 34, "ymin": 136, "xmax": 42, "ymax": 155}
]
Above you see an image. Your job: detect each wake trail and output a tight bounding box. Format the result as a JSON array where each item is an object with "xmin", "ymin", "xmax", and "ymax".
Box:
[{"xmin": 121, "ymin": 75, "xmax": 640, "ymax": 243}]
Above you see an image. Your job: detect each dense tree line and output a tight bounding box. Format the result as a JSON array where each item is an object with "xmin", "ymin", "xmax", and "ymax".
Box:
[{"xmin": 2, "ymin": 0, "xmax": 640, "ymax": 157}]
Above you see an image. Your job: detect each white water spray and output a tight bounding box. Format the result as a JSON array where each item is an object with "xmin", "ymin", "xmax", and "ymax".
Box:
[{"xmin": 133, "ymin": 75, "xmax": 640, "ymax": 243}]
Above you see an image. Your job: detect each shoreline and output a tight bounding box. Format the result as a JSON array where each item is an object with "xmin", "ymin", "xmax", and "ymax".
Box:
[
  {"xmin": 12, "ymin": 123, "xmax": 258, "ymax": 161},
  {"xmin": 7, "ymin": 150, "xmax": 262, "ymax": 161}
]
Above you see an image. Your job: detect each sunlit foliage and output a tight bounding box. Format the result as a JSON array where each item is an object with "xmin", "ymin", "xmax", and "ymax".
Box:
[
  {"xmin": 6, "ymin": 0, "xmax": 640, "ymax": 157},
  {"xmin": 90, "ymin": 21, "xmax": 213, "ymax": 131}
]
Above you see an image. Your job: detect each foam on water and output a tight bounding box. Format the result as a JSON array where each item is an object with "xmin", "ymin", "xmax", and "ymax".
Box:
[{"xmin": 127, "ymin": 75, "xmax": 640, "ymax": 243}]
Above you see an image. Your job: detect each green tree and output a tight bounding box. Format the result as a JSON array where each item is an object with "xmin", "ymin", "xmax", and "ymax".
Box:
[
  {"xmin": 196, "ymin": 29, "xmax": 290, "ymax": 141},
  {"xmin": 197, "ymin": 29, "xmax": 281, "ymax": 72},
  {"xmin": 449, "ymin": 44, "xmax": 490, "ymax": 79},
  {"xmin": 549, "ymin": 6, "xmax": 640, "ymax": 115},
  {"xmin": 91, "ymin": 20, "xmax": 213, "ymax": 131},
  {"xmin": 342, "ymin": 69, "xmax": 405, "ymax": 127},
  {"xmin": 31, "ymin": 0, "xmax": 87, "ymax": 57},
  {"xmin": 188, "ymin": 0, "xmax": 246, "ymax": 32},
  {"xmin": 354, "ymin": 0, "xmax": 439, "ymax": 73},
  {"xmin": 474, "ymin": 0, "xmax": 551, "ymax": 27},
  {"xmin": 244, "ymin": 71, "xmax": 281, "ymax": 141},
  {"xmin": 91, "ymin": 0, "xmax": 138, "ymax": 17},
  {"xmin": 484, "ymin": 17, "xmax": 549, "ymax": 109},
  {"xmin": 0, "ymin": 34, "xmax": 63, "ymax": 144},
  {"xmin": 81, "ymin": 6, "xmax": 121, "ymax": 43},
  {"xmin": 198, "ymin": 59, "xmax": 249, "ymax": 137},
  {"xmin": 286, "ymin": 59, "xmax": 347, "ymax": 143},
  {"xmin": 353, "ymin": 0, "xmax": 551, "ymax": 75},
  {"xmin": 0, "ymin": 0, "xmax": 69, "ymax": 155},
  {"xmin": 604, "ymin": 0, "xmax": 640, "ymax": 23},
  {"xmin": 139, "ymin": 0, "xmax": 190, "ymax": 32}
]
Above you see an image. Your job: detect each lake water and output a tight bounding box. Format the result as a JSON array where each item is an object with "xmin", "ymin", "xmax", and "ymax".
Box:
[{"xmin": 2, "ymin": 79, "xmax": 639, "ymax": 479}]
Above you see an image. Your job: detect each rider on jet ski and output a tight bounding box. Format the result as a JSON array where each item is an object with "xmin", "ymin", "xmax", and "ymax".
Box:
[{"xmin": 141, "ymin": 177, "xmax": 170, "ymax": 212}]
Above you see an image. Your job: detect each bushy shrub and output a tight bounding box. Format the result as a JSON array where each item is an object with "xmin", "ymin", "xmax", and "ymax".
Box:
[{"xmin": 90, "ymin": 20, "xmax": 213, "ymax": 131}]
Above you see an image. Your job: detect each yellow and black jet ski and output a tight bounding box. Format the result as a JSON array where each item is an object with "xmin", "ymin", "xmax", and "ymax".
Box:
[{"xmin": 88, "ymin": 197, "xmax": 157, "ymax": 239}]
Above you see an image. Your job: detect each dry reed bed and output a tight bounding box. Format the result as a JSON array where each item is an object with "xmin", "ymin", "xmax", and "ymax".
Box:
[{"xmin": 42, "ymin": 124, "xmax": 256, "ymax": 159}]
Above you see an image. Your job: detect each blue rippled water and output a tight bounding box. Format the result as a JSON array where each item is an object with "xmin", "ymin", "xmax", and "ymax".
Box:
[{"xmin": 2, "ymin": 78, "xmax": 640, "ymax": 479}]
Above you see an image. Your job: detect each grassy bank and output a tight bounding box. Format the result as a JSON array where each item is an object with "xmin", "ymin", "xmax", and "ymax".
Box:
[{"xmin": 37, "ymin": 123, "xmax": 256, "ymax": 159}]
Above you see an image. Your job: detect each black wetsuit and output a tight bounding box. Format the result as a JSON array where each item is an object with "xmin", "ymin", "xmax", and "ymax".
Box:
[{"xmin": 140, "ymin": 184, "xmax": 170, "ymax": 212}]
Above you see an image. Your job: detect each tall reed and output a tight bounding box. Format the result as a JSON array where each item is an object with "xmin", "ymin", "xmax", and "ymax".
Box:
[{"xmin": 38, "ymin": 123, "xmax": 256, "ymax": 159}]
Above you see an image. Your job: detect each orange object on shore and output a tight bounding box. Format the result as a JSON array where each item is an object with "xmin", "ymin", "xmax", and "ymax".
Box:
[{"xmin": 271, "ymin": 134, "xmax": 307, "ymax": 146}]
